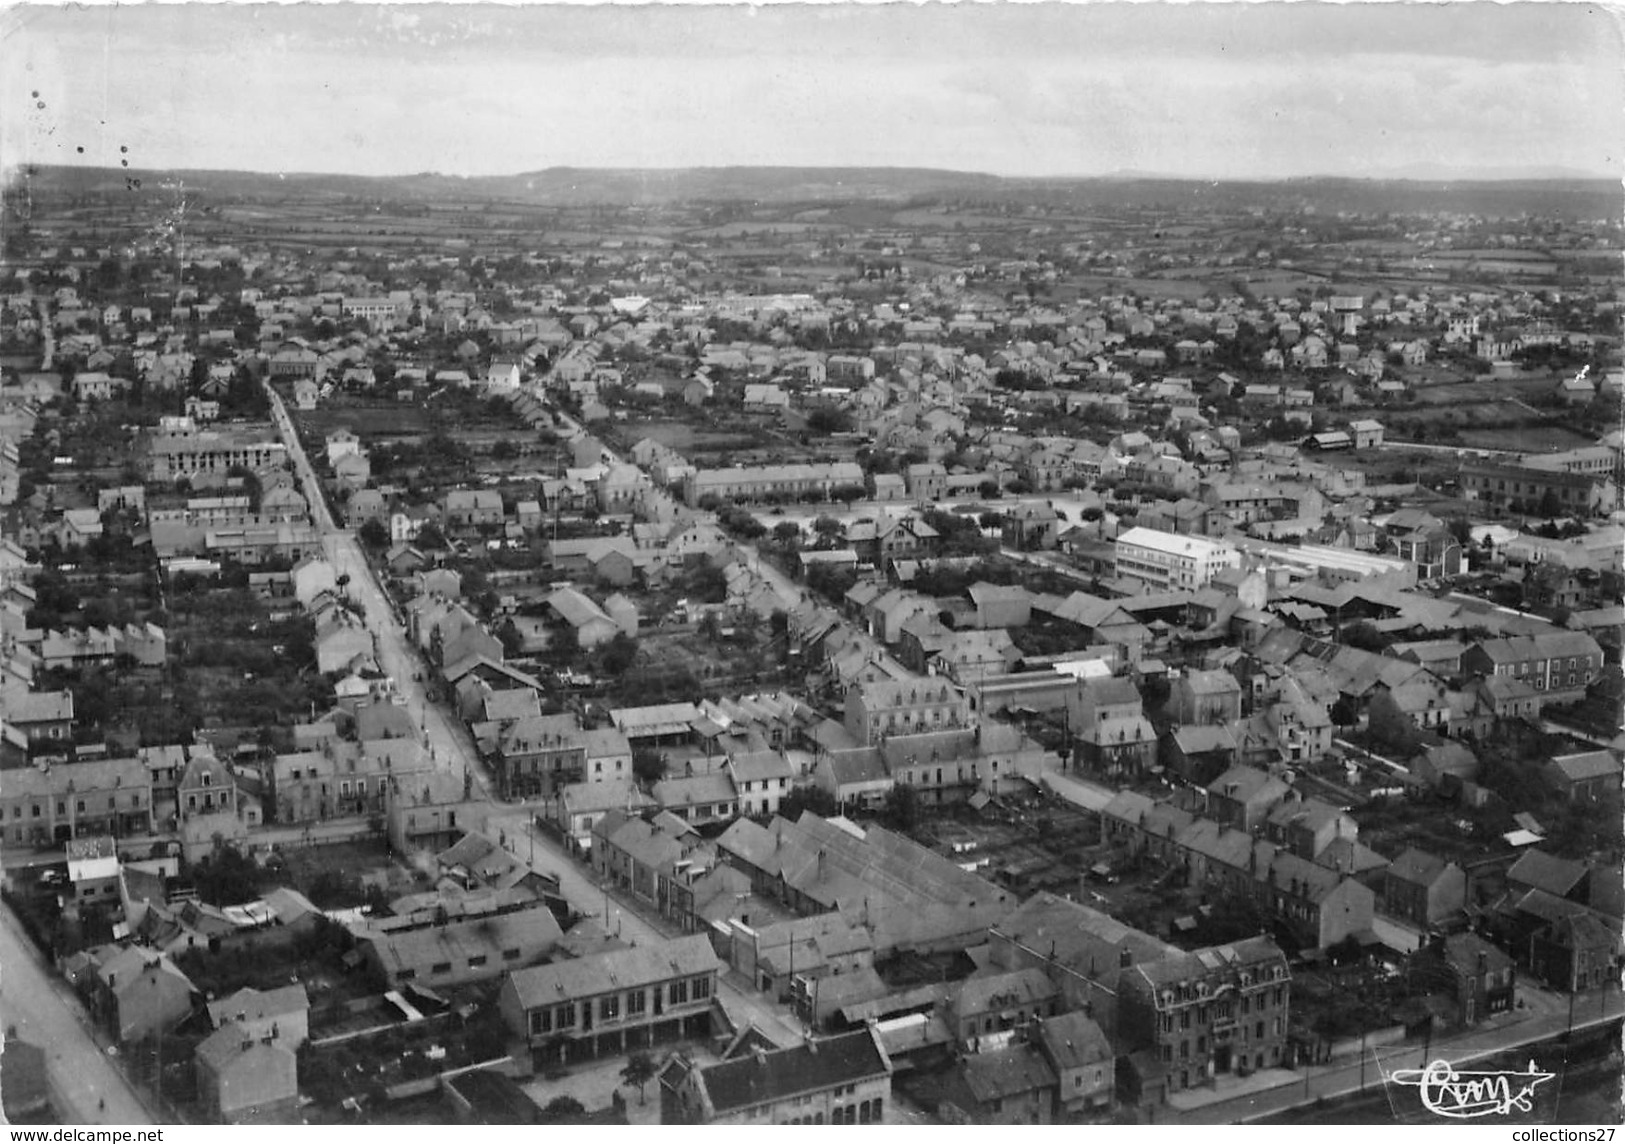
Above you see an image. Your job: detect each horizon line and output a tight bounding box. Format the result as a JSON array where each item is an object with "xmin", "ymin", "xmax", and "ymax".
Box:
[{"xmin": 8, "ymin": 161, "xmax": 1619, "ymax": 186}]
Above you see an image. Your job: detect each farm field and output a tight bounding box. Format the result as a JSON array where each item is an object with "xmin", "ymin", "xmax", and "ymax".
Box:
[{"xmin": 1457, "ymin": 425, "xmax": 1597, "ymax": 451}]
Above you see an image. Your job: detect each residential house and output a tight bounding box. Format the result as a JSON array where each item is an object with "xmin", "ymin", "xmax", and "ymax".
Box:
[
  {"xmin": 1035, "ymin": 1011, "xmax": 1114, "ymax": 1117},
  {"xmin": 844, "ymin": 678, "xmax": 971, "ymax": 746},
  {"xmin": 916, "ymin": 1044, "xmax": 1058, "ymax": 1125},
  {"xmin": 652, "ymin": 771, "xmax": 739, "ymax": 827},
  {"xmin": 659, "ymin": 1026, "xmax": 891, "ymax": 1125},
  {"xmin": 1381, "ymin": 847, "xmax": 1467, "ymax": 930},
  {"xmin": 1069, "ymin": 677, "xmax": 1157, "ymax": 779},
  {"xmin": 205, "ymin": 984, "xmax": 310, "ymax": 1050},
  {"xmin": 193, "ymin": 1026, "xmax": 299, "ymax": 1124},
  {"xmin": 494, "ymin": 713, "xmax": 588, "ymax": 799},
  {"xmin": 1116, "ymin": 936, "xmax": 1291, "ymax": 1102},
  {"xmin": 384, "ymin": 770, "xmax": 470, "ymax": 854},
  {"xmin": 554, "ymin": 778, "xmax": 656, "ymax": 844},
  {"xmin": 1204, "ymin": 766, "xmax": 1290, "ymax": 834},
  {"xmin": 1438, "ymin": 933, "xmax": 1516, "ymax": 1025},
  {"xmin": 92, "ymin": 946, "xmax": 197, "ymax": 1045},
  {"xmin": 1544, "ymin": 751, "xmax": 1621, "ymax": 804},
  {"xmin": 943, "ymin": 967, "xmax": 1061, "ymax": 1050},
  {"xmin": 717, "ymin": 752, "xmax": 792, "ymax": 822},
  {"xmin": 1461, "ymin": 631, "xmax": 1604, "ymax": 705},
  {"xmin": 1, "ymin": 755, "xmax": 153, "ymax": 846},
  {"xmin": 1167, "ymin": 669, "xmax": 1243, "ymax": 725}
]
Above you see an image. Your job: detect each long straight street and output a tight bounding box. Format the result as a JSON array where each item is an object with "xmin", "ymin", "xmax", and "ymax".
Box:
[
  {"xmin": 265, "ymin": 381, "xmax": 493, "ymax": 800},
  {"xmin": 268, "ymin": 382, "xmax": 809, "ymax": 1051},
  {"xmin": 0, "ymin": 900, "xmax": 153, "ymax": 1125}
]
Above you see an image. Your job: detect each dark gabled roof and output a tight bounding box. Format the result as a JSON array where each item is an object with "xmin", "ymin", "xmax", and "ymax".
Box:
[
  {"xmin": 1507, "ymin": 849, "xmax": 1589, "ymax": 898},
  {"xmin": 1385, "ymin": 846, "xmax": 1454, "ymax": 887},
  {"xmin": 961, "ymin": 1044, "xmax": 1059, "ymax": 1102},
  {"xmin": 1441, "ymin": 932, "xmax": 1514, "ymax": 977},
  {"xmin": 698, "ymin": 1028, "xmax": 889, "ymax": 1114},
  {"xmin": 1548, "ymin": 750, "xmax": 1621, "ymax": 785},
  {"xmin": 1035, "ymin": 1010, "xmax": 1112, "ymax": 1071}
]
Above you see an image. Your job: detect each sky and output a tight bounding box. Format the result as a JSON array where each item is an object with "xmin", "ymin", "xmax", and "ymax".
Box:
[{"xmin": 2, "ymin": 2, "xmax": 1621, "ymax": 182}]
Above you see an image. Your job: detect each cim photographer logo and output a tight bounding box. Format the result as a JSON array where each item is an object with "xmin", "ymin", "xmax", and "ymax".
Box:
[{"xmin": 1386, "ymin": 1058, "xmax": 1557, "ymax": 1120}]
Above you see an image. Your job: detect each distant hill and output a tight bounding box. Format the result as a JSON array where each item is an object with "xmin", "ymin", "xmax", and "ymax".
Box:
[{"xmin": 11, "ymin": 163, "xmax": 1621, "ymax": 218}]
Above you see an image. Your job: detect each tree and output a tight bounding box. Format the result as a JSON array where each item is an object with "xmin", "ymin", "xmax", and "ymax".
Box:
[
  {"xmin": 414, "ymin": 521, "xmax": 447, "ymax": 551},
  {"xmin": 807, "ymin": 407, "xmax": 853, "ymax": 435},
  {"xmin": 773, "ymin": 520, "xmax": 803, "ymax": 549},
  {"xmin": 813, "ymin": 515, "xmax": 844, "ymax": 540},
  {"xmin": 491, "ymin": 438, "xmax": 519, "ymax": 461},
  {"xmin": 357, "ymin": 517, "xmax": 390, "ymax": 550},
  {"xmin": 542, "ymin": 1096, "xmax": 588, "ymax": 1123},
  {"xmin": 881, "ymin": 783, "xmax": 922, "ymax": 833},
  {"xmin": 600, "ymin": 632, "xmax": 638, "ymax": 676},
  {"xmin": 779, "ymin": 785, "xmax": 839, "ymax": 821},
  {"xmin": 620, "ymin": 1051, "xmax": 658, "ymax": 1105},
  {"xmin": 497, "ymin": 619, "xmax": 526, "ymax": 659},
  {"xmin": 1342, "ymin": 620, "xmax": 1388, "ymax": 652},
  {"xmin": 632, "ymin": 748, "xmax": 668, "ymax": 786},
  {"xmin": 1366, "ymin": 690, "xmax": 1422, "ymax": 758}
]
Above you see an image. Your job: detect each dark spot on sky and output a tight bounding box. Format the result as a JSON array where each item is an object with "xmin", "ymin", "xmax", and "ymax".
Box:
[
  {"xmin": 36, "ymin": 101, "xmax": 45, "ymax": 110},
  {"xmin": 120, "ymin": 145, "xmax": 129, "ymax": 153},
  {"xmin": 121, "ymin": 159, "xmax": 128, "ymax": 167},
  {"xmin": 31, "ymin": 90, "xmax": 39, "ymax": 98},
  {"xmin": 76, "ymin": 145, "xmax": 84, "ymax": 153}
]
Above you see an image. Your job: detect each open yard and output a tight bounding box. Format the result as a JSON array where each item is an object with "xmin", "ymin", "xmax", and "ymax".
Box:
[{"xmin": 609, "ymin": 417, "xmax": 776, "ymax": 457}]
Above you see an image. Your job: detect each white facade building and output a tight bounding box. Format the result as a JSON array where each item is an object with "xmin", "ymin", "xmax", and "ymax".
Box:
[{"xmin": 1114, "ymin": 527, "xmax": 1240, "ymax": 593}]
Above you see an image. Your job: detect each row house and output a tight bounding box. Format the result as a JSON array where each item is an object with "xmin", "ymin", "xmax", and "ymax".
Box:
[
  {"xmin": 660, "ymin": 1027, "xmax": 891, "ymax": 1126},
  {"xmin": 844, "ymin": 678, "xmax": 971, "ymax": 746},
  {"xmin": 682, "ymin": 461, "xmax": 864, "ymax": 507},
  {"xmin": 882, "ymin": 723, "xmax": 1049, "ymax": 806},
  {"xmin": 36, "ymin": 623, "xmax": 168, "ymax": 670},
  {"xmin": 146, "ymin": 422, "xmax": 287, "ymax": 482},
  {"xmin": 2, "ymin": 756, "xmax": 154, "ymax": 846},
  {"xmin": 1459, "ymin": 460, "xmax": 1617, "ymax": 516},
  {"xmin": 267, "ymin": 739, "xmax": 417, "ymax": 824},
  {"xmin": 591, "ymin": 809, "xmax": 704, "ymax": 911},
  {"xmin": 1177, "ymin": 820, "xmax": 1376, "ymax": 950},
  {"xmin": 1460, "ymin": 631, "xmax": 1604, "ymax": 705}
]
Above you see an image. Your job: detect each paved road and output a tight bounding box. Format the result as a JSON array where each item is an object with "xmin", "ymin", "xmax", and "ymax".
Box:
[
  {"xmin": 35, "ymin": 296, "xmax": 55, "ymax": 372},
  {"xmin": 480, "ymin": 806, "xmax": 806, "ymax": 1049},
  {"xmin": 265, "ymin": 381, "xmax": 494, "ymax": 802},
  {"xmin": 0, "ymin": 899, "xmax": 153, "ymax": 1125}
]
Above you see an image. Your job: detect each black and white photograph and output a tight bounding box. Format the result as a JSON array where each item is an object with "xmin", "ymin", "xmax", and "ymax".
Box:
[{"xmin": 0, "ymin": 0, "xmax": 1621, "ymax": 1130}]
